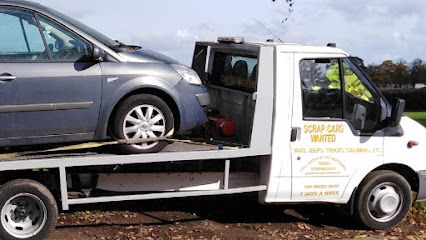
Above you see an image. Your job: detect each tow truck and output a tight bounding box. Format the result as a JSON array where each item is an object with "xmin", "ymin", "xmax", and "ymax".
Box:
[{"xmin": 0, "ymin": 37, "xmax": 425, "ymax": 240}]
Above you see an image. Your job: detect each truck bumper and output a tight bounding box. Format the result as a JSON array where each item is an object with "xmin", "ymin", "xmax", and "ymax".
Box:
[
  {"xmin": 172, "ymin": 80, "xmax": 209, "ymax": 132},
  {"xmin": 417, "ymin": 171, "xmax": 426, "ymax": 201}
]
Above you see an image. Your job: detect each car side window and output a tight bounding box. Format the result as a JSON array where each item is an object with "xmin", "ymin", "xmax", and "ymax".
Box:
[
  {"xmin": 300, "ymin": 59, "xmax": 343, "ymax": 119},
  {"xmin": 38, "ymin": 16, "xmax": 92, "ymax": 61},
  {"xmin": 0, "ymin": 8, "xmax": 48, "ymax": 61}
]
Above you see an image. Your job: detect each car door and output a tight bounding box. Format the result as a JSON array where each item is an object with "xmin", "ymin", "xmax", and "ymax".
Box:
[
  {"xmin": 289, "ymin": 54, "xmax": 386, "ymax": 202},
  {"xmin": 0, "ymin": 7, "xmax": 101, "ymax": 145}
]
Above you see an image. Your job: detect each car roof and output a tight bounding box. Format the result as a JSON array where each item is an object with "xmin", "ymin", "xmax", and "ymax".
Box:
[{"xmin": 0, "ymin": 0, "xmax": 51, "ymax": 12}]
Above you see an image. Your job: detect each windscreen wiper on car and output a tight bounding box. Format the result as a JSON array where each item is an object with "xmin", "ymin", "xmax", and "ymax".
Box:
[
  {"xmin": 114, "ymin": 40, "xmax": 126, "ymax": 47},
  {"xmin": 113, "ymin": 40, "xmax": 142, "ymax": 51}
]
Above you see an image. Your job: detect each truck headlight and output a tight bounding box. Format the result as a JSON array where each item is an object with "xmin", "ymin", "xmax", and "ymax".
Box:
[{"xmin": 172, "ymin": 64, "xmax": 202, "ymax": 85}]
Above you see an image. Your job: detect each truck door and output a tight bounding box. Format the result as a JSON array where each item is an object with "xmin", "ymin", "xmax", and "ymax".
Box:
[{"xmin": 290, "ymin": 55, "xmax": 386, "ymax": 202}]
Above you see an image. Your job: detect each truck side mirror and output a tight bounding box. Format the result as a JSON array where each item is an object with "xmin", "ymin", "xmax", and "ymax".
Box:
[
  {"xmin": 389, "ymin": 99, "xmax": 405, "ymax": 127},
  {"xmin": 93, "ymin": 47, "xmax": 106, "ymax": 61}
]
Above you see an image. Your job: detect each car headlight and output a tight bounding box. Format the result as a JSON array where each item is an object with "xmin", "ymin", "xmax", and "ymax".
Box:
[{"xmin": 171, "ymin": 64, "xmax": 202, "ymax": 85}]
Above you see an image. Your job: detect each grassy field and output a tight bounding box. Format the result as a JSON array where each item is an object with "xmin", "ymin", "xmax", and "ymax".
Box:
[{"xmin": 405, "ymin": 112, "xmax": 426, "ymax": 126}]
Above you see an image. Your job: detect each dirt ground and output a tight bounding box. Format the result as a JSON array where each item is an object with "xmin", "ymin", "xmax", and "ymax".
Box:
[{"xmin": 49, "ymin": 194, "xmax": 426, "ymax": 240}]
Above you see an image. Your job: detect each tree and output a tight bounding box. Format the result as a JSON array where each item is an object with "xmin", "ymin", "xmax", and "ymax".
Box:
[
  {"xmin": 409, "ymin": 58, "xmax": 426, "ymax": 86},
  {"xmin": 299, "ymin": 60, "xmax": 324, "ymax": 88},
  {"xmin": 367, "ymin": 59, "xmax": 414, "ymax": 89},
  {"xmin": 272, "ymin": 0, "xmax": 294, "ymax": 7},
  {"xmin": 394, "ymin": 59, "xmax": 409, "ymax": 87},
  {"xmin": 366, "ymin": 63, "xmax": 383, "ymax": 86},
  {"xmin": 272, "ymin": 0, "xmax": 294, "ymax": 21},
  {"xmin": 368, "ymin": 60, "xmax": 398, "ymax": 87},
  {"xmin": 352, "ymin": 56, "xmax": 366, "ymax": 70}
]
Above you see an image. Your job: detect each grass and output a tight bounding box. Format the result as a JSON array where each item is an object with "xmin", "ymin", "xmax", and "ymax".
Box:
[
  {"xmin": 417, "ymin": 202, "xmax": 426, "ymax": 210},
  {"xmin": 405, "ymin": 112, "xmax": 426, "ymax": 126}
]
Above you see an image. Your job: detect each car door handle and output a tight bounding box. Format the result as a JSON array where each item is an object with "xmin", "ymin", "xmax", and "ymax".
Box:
[{"xmin": 0, "ymin": 74, "xmax": 17, "ymax": 82}]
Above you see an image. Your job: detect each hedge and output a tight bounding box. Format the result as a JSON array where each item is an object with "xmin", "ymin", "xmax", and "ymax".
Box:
[{"xmin": 382, "ymin": 89, "xmax": 426, "ymax": 111}]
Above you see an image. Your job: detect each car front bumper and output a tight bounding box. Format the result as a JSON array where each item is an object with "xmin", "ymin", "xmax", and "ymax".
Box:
[
  {"xmin": 172, "ymin": 80, "xmax": 210, "ymax": 132},
  {"xmin": 417, "ymin": 171, "xmax": 426, "ymax": 201}
]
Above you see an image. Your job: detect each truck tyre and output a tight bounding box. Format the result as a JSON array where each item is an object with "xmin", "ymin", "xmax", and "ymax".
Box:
[
  {"xmin": 0, "ymin": 179, "xmax": 58, "ymax": 240},
  {"xmin": 354, "ymin": 170, "xmax": 412, "ymax": 230},
  {"xmin": 112, "ymin": 94, "xmax": 174, "ymax": 154}
]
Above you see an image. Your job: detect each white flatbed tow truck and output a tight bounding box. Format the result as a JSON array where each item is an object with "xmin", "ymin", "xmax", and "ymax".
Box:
[{"xmin": 0, "ymin": 38, "xmax": 426, "ymax": 240}]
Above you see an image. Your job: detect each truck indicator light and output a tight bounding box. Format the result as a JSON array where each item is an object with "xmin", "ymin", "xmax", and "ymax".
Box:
[{"xmin": 407, "ymin": 141, "xmax": 419, "ymax": 149}]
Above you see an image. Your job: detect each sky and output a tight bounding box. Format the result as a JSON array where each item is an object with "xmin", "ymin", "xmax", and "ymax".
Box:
[{"xmin": 36, "ymin": 0, "xmax": 426, "ymax": 65}]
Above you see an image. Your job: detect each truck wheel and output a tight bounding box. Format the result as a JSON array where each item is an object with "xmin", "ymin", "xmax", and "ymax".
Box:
[
  {"xmin": 354, "ymin": 170, "xmax": 412, "ymax": 230},
  {"xmin": 112, "ymin": 94, "xmax": 174, "ymax": 154},
  {"xmin": 0, "ymin": 179, "xmax": 58, "ymax": 240}
]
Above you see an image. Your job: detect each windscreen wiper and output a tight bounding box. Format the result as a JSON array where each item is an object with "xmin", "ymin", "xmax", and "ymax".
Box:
[
  {"xmin": 113, "ymin": 40, "xmax": 142, "ymax": 51},
  {"xmin": 114, "ymin": 40, "xmax": 126, "ymax": 47}
]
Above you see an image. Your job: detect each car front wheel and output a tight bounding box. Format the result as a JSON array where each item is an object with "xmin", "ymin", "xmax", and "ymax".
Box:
[{"xmin": 112, "ymin": 94, "xmax": 174, "ymax": 154}]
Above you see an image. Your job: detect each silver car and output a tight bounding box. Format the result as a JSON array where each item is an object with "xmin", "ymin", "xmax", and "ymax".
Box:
[{"xmin": 0, "ymin": 0, "xmax": 209, "ymax": 153}]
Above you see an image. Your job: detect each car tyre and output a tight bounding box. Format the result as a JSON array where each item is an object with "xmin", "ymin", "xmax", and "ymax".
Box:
[
  {"xmin": 112, "ymin": 94, "xmax": 174, "ymax": 154},
  {"xmin": 354, "ymin": 170, "xmax": 412, "ymax": 230},
  {"xmin": 0, "ymin": 179, "xmax": 58, "ymax": 240}
]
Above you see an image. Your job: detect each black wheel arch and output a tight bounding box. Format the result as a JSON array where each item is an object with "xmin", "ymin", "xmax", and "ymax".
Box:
[
  {"xmin": 372, "ymin": 164, "xmax": 419, "ymax": 193},
  {"xmin": 0, "ymin": 170, "xmax": 60, "ymax": 206},
  {"xmin": 107, "ymin": 87, "xmax": 181, "ymax": 137}
]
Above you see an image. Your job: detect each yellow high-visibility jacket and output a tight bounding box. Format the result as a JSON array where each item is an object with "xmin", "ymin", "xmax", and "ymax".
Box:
[{"xmin": 326, "ymin": 64, "xmax": 373, "ymax": 102}]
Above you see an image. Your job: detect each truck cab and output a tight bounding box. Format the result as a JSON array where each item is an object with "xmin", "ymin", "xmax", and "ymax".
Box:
[{"xmin": 192, "ymin": 37, "xmax": 426, "ymax": 229}]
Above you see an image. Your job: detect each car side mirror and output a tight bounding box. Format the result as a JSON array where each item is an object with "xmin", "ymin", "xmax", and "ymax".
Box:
[
  {"xmin": 389, "ymin": 99, "xmax": 405, "ymax": 127},
  {"xmin": 93, "ymin": 47, "xmax": 106, "ymax": 61}
]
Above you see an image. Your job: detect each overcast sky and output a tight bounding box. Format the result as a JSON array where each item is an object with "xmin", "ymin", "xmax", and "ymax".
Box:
[{"xmin": 36, "ymin": 0, "xmax": 425, "ymax": 65}]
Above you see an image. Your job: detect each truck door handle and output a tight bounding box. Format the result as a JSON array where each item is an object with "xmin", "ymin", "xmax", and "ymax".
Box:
[
  {"xmin": 291, "ymin": 128, "xmax": 300, "ymax": 142},
  {"xmin": 0, "ymin": 74, "xmax": 17, "ymax": 83},
  {"xmin": 252, "ymin": 92, "xmax": 258, "ymax": 101}
]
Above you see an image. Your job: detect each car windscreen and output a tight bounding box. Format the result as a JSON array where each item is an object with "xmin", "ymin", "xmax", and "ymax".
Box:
[{"xmin": 45, "ymin": 8, "xmax": 118, "ymax": 49}]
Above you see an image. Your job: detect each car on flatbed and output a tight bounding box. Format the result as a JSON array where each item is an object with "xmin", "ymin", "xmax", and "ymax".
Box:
[{"xmin": 0, "ymin": 0, "xmax": 209, "ymax": 154}]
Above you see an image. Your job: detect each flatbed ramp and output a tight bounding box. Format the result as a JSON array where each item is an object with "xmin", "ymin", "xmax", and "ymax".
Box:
[{"xmin": 0, "ymin": 142, "xmax": 219, "ymax": 162}]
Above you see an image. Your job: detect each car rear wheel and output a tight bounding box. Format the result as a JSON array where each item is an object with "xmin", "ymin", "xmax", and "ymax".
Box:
[
  {"xmin": 354, "ymin": 170, "xmax": 412, "ymax": 230},
  {"xmin": 112, "ymin": 94, "xmax": 174, "ymax": 154}
]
